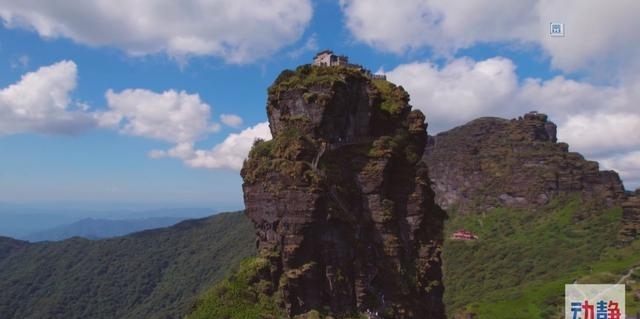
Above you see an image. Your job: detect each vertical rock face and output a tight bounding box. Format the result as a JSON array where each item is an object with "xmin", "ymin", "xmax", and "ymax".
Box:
[
  {"xmin": 241, "ymin": 65, "xmax": 446, "ymax": 318},
  {"xmin": 423, "ymin": 113, "xmax": 626, "ymax": 214},
  {"xmin": 620, "ymin": 189, "xmax": 640, "ymax": 244}
]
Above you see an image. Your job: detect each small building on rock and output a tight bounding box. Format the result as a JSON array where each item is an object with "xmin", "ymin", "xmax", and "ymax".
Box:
[{"xmin": 452, "ymin": 229, "xmax": 478, "ymax": 241}]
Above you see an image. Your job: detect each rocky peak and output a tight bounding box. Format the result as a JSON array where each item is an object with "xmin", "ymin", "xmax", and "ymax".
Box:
[
  {"xmin": 423, "ymin": 113, "xmax": 626, "ymax": 213},
  {"xmin": 522, "ymin": 111, "xmax": 558, "ymax": 142},
  {"xmin": 241, "ymin": 64, "xmax": 446, "ymax": 318}
]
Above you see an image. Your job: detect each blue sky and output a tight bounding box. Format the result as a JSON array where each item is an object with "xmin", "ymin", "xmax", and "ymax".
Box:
[{"xmin": 1, "ymin": 0, "xmax": 639, "ymax": 210}]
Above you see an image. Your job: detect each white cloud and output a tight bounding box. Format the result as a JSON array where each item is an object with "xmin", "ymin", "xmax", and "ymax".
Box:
[
  {"xmin": 385, "ymin": 56, "xmax": 640, "ymax": 189},
  {"xmin": 340, "ymin": 0, "xmax": 537, "ymax": 54},
  {"xmin": 536, "ymin": 0, "xmax": 640, "ymax": 75},
  {"xmin": 558, "ymin": 113, "xmax": 640, "ymax": 158},
  {"xmin": 385, "ymin": 57, "xmax": 519, "ymax": 133},
  {"xmin": 516, "ymin": 77, "xmax": 629, "ymax": 118},
  {"xmin": 0, "ymin": 60, "xmax": 269, "ymax": 172},
  {"xmin": 600, "ymin": 152, "xmax": 640, "ymax": 191},
  {"xmin": 0, "ymin": 60, "xmax": 95, "ymax": 136},
  {"xmin": 341, "ymin": 0, "xmax": 437, "ymax": 54},
  {"xmin": 220, "ymin": 114, "xmax": 243, "ymax": 128},
  {"xmin": 340, "ymin": 0, "xmax": 640, "ymax": 76},
  {"xmin": 287, "ymin": 34, "xmax": 319, "ymax": 59},
  {"xmin": 150, "ymin": 121, "xmax": 272, "ymax": 170},
  {"xmin": 106, "ymin": 90, "xmax": 266, "ymax": 171},
  {"xmin": 99, "ymin": 89, "xmax": 219, "ymax": 144},
  {"xmin": 0, "ymin": 0, "xmax": 313, "ymax": 64}
]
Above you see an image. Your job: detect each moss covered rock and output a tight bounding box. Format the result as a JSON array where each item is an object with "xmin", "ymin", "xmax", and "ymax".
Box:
[
  {"xmin": 238, "ymin": 64, "xmax": 446, "ymax": 318},
  {"xmin": 423, "ymin": 113, "xmax": 626, "ymax": 214}
]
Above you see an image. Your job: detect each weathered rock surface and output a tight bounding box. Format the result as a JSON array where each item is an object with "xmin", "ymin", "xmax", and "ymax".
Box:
[
  {"xmin": 423, "ymin": 112, "xmax": 626, "ymax": 214},
  {"xmin": 241, "ymin": 65, "xmax": 446, "ymax": 318},
  {"xmin": 620, "ymin": 189, "xmax": 640, "ymax": 244}
]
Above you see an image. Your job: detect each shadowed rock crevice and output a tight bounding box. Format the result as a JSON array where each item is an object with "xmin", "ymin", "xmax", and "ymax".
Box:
[{"xmin": 241, "ymin": 64, "xmax": 447, "ymax": 318}]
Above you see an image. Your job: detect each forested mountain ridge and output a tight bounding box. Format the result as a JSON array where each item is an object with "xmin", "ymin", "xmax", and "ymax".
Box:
[{"xmin": 0, "ymin": 212, "xmax": 255, "ymax": 319}]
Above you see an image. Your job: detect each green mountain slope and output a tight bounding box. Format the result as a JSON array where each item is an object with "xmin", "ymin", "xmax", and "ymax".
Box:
[
  {"xmin": 0, "ymin": 236, "xmax": 28, "ymax": 261},
  {"xmin": 443, "ymin": 198, "xmax": 640, "ymax": 318},
  {"xmin": 423, "ymin": 113, "xmax": 640, "ymax": 318},
  {"xmin": 0, "ymin": 211, "xmax": 255, "ymax": 319}
]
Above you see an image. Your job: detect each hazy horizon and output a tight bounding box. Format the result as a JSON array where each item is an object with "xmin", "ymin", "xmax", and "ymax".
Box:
[{"xmin": 0, "ymin": 202, "xmax": 241, "ymax": 239}]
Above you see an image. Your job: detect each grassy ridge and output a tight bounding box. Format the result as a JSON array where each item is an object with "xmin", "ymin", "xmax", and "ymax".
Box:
[
  {"xmin": 443, "ymin": 198, "xmax": 639, "ymax": 318},
  {"xmin": 187, "ymin": 257, "xmax": 286, "ymax": 319},
  {"xmin": 0, "ymin": 212, "xmax": 255, "ymax": 319}
]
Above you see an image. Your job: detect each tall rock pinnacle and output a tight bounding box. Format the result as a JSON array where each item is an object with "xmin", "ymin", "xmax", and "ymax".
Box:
[{"xmin": 241, "ymin": 64, "xmax": 446, "ymax": 318}]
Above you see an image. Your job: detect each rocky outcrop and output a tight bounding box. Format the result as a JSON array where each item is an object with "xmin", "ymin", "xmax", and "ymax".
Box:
[
  {"xmin": 423, "ymin": 112, "xmax": 626, "ymax": 214},
  {"xmin": 619, "ymin": 189, "xmax": 640, "ymax": 244},
  {"xmin": 241, "ymin": 65, "xmax": 446, "ymax": 318}
]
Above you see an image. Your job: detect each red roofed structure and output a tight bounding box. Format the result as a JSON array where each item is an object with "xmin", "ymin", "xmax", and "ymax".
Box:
[{"xmin": 452, "ymin": 229, "xmax": 478, "ymax": 240}]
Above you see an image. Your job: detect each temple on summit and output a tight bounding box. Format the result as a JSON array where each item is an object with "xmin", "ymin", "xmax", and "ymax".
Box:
[{"xmin": 312, "ymin": 50, "xmax": 386, "ymax": 80}]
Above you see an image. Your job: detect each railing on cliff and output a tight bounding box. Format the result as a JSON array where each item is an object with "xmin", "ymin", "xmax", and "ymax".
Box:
[{"xmin": 328, "ymin": 136, "xmax": 371, "ymax": 150}]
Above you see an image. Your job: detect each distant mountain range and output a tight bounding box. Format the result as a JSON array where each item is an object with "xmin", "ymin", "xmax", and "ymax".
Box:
[
  {"xmin": 22, "ymin": 216, "xmax": 188, "ymax": 242},
  {"xmin": 0, "ymin": 211, "xmax": 255, "ymax": 319},
  {"xmin": 0, "ymin": 207, "xmax": 217, "ymax": 239}
]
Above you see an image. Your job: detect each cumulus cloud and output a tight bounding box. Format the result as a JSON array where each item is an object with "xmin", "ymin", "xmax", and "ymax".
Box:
[
  {"xmin": 150, "ymin": 121, "xmax": 272, "ymax": 170},
  {"xmin": 600, "ymin": 152, "xmax": 640, "ymax": 191},
  {"xmin": 558, "ymin": 113, "xmax": 640, "ymax": 158},
  {"xmin": 340, "ymin": 0, "xmax": 537, "ymax": 54},
  {"xmin": 0, "ymin": 60, "xmax": 95, "ymax": 136},
  {"xmin": 220, "ymin": 114, "xmax": 243, "ymax": 128},
  {"xmin": 287, "ymin": 34, "xmax": 319, "ymax": 59},
  {"xmin": 341, "ymin": 0, "xmax": 640, "ymax": 186},
  {"xmin": 340, "ymin": 0, "xmax": 640, "ymax": 76},
  {"xmin": 0, "ymin": 60, "xmax": 269, "ymax": 172},
  {"xmin": 99, "ymin": 89, "xmax": 220, "ymax": 144},
  {"xmin": 102, "ymin": 90, "xmax": 270, "ymax": 171},
  {"xmin": 105, "ymin": 90, "xmax": 272, "ymax": 170},
  {"xmin": 536, "ymin": 0, "xmax": 640, "ymax": 75},
  {"xmin": 385, "ymin": 57, "xmax": 519, "ymax": 132},
  {"xmin": 385, "ymin": 56, "xmax": 640, "ymax": 189},
  {"xmin": 0, "ymin": 0, "xmax": 313, "ymax": 63}
]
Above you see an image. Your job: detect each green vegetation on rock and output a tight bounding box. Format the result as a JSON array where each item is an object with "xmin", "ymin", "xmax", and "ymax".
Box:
[
  {"xmin": 268, "ymin": 64, "xmax": 365, "ymax": 96},
  {"xmin": 187, "ymin": 257, "xmax": 286, "ymax": 319},
  {"xmin": 238, "ymin": 61, "xmax": 444, "ymax": 318},
  {"xmin": 371, "ymin": 79, "xmax": 407, "ymax": 116},
  {"xmin": 242, "ymin": 122, "xmax": 318, "ymax": 186}
]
